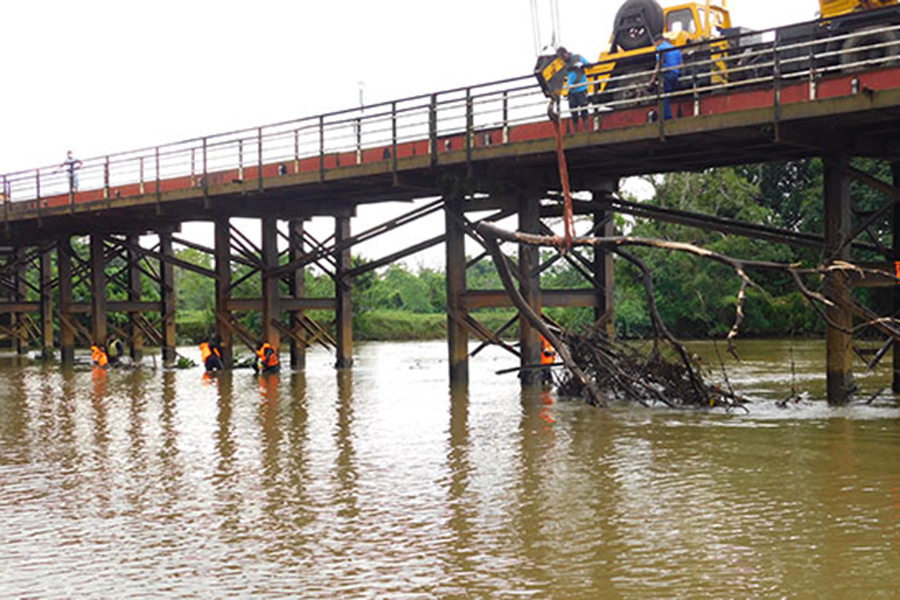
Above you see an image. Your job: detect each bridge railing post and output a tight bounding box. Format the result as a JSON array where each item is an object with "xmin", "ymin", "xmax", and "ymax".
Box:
[
  {"xmin": 35, "ymin": 169, "xmax": 41, "ymax": 220},
  {"xmin": 319, "ymin": 115, "xmax": 325, "ymax": 183},
  {"xmin": 202, "ymin": 137, "xmax": 208, "ymax": 198},
  {"xmin": 2, "ymin": 175, "xmax": 8, "ymax": 229},
  {"xmin": 465, "ymin": 87, "xmax": 473, "ymax": 169},
  {"xmin": 238, "ymin": 139, "xmax": 244, "ymax": 181},
  {"xmin": 391, "ymin": 101, "xmax": 398, "ymax": 176},
  {"xmin": 154, "ymin": 146, "xmax": 161, "ymax": 213},
  {"xmin": 257, "ymin": 127, "xmax": 264, "ymax": 192},
  {"xmin": 139, "ymin": 156, "xmax": 145, "ymax": 195},
  {"xmin": 502, "ymin": 90, "xmax": 509, "ymax": 144},
  {"xmin": 103, "ymin": 156, "xmax": 110, "ymax": 201},
  {"xmin": 294, "ymin": 129, "xmax": 301, "ymax": 172},
  {"xmin": 429, "ymin": 94, "xmax": 438, "ymax": 166}
]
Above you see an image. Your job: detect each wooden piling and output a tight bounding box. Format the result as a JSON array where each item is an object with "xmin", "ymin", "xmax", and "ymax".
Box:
[
  {"xmin": 90, "ymin": 235, "xmax": 108, "ymax": 347},
  {"xmin": 893, "ymin": 162, "xmax": 900, "ymax": 393},
  {"xmin": 518, "ymin": 192, "xmax": 542, "ymax": 386},
  {"xmin": 159, "ymin": 231, "xmax": 177, "ymax": 365},
  {"xmin": 824, "ymin": 155, "xmax": 854, "ymax": 405},
  {"xmin": 445, "ymin": 196, "xmax": 468, "ymax": 384},
  {"xmin": 127, "ymin": 234, "xmax": 144, "ymax": 363},
  {"xmin": 594, "ymin": 203, "xmax": 616, "ymax": 339},
  {"xmin": 40, "ymin": 247, "xmax": 53, "ymax": 356},
  {"xmin": 58, "ymin": 239, "xmax": 75, "ymax": 364},
  {"xmin": 261, "ymin": 216, "xmax": 281, "ymax": 350},
  {"xmin": 288, "ymin": 218, "xmax": 306, "ymax": 369},
  {"xmin": 335, "ymin": 214, "xmax": 353, "ymax": 368},
  {"xmin": 214, "ymin": 218, "xmax": 234, "ymax": 368}
]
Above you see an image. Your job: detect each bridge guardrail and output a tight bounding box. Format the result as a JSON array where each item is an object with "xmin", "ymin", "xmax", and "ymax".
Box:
[{"xmin": 1, "ymin": 16, "xmax": 898, "ymax": 209}]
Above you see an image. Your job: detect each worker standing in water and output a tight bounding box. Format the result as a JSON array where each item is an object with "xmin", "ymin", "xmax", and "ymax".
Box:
[
  {"xmin": 540, "ymin": 335, "xmax": 557, "ymax": 385},
  {"xmin": 91, "ymin": 343, "xmax": 109, "ymax": 368},
  {"xmin": 200, "ymin": 337, "xmax": 224, "ymax": 372},
  {"xmin": 254, "ymin": 340, "xmax": 280, "ymax": 374}
]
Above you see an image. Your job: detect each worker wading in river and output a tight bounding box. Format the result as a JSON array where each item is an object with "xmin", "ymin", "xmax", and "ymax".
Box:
[
  {"xmin": 254, "ymin": 341, "xmax": 280, "ymax": 374},
  {"xmin": 200, "ymin": 338, "xmax": 224, "ymax": 372},
  {"xmin": 91, "ymin": 344, "xmax": 109, "ymax": 369},
  {"xmin": 541, "ymin": 335, "xmax": 557, "ymax": 385}
]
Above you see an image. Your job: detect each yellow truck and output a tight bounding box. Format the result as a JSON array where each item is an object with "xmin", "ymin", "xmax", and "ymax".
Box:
[{"xmin": 535, "ymin": 0, "xmax": 900, "ymax": 105}]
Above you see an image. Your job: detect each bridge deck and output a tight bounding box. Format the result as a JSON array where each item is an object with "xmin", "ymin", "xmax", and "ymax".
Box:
[{"xmin": 3, "ymin": 64, "xmax": 900, "ymax": 245}]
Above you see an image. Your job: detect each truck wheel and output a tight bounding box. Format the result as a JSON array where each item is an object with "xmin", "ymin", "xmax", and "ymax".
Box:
[
  {"xmin": 840, "ymin": 26, "xmax": 900, "ymax": 71},
  {"xmin": 613, "ymin": 0, "xmax": 665, "ymax": 52}
]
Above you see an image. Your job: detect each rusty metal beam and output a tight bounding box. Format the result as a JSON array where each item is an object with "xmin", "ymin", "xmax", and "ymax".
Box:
[
  {"xmin": 215, "ymin": 217, "xmax": 233, "ymax": 368},
  {"xmin": 261, "ymin": 216, "xmax": 280, "ymax": 350}
]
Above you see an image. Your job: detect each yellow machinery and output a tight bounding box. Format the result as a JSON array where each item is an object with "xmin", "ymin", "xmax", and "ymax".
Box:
[
  {"xmin": 534, "ymin": 0, "xmax": 900, "ymax": 106},
  {"xmin": 578, "ymin": 0, "xmax": 737, "ymax": 103},
  {"xmin": 821, "ymin": 0, "xmax": 897, "ymax": 19}
]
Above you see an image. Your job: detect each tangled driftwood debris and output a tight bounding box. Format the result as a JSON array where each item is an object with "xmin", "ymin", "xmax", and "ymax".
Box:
[{"xmin": 476, "ymin": 221, "xmax": 900, "ymax": 409}]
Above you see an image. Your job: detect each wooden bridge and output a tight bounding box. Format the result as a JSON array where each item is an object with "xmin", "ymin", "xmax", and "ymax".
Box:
[{"xmin": 3, "ymin": 25, "xmax": 900, "ymax": 404}]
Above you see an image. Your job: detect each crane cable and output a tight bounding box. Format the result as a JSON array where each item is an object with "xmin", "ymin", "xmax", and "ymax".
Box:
[
  {"xmin": 552, "ymin": 114, "xmax": 576, "ymax": 254},
  {"xmin": 530, "ymin": 0, "xmax": 562, "ymax": 56}
]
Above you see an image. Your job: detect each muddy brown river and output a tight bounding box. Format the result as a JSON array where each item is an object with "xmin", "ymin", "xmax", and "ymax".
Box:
[{"xmin": 1, "ymin": 339, "xmax": 899, "ymax": 597}]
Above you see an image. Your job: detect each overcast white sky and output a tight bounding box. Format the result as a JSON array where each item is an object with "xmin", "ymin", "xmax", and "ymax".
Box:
[{"xmin": 0, "ymin": 0, "xmax": 817, "ymax": 267}]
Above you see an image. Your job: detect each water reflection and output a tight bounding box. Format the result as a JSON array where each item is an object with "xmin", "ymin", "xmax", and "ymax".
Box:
[{"xmin": 0, "ymin": 341, "xmax": 899, "ymax": 597}]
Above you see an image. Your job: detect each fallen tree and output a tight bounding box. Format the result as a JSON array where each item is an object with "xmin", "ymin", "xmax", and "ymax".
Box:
[{"xmin": 476, "ymin": 221, "xmax": 900, "ymax": 409}]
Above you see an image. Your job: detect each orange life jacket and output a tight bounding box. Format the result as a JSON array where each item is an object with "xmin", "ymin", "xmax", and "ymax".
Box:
[
  {"xmin": 256, "ymin": 343, "xmax": 280, "ymax": 368},
  {"xmin": 91, "ymin": 345, "xmax": 109, "ymax": 368},
  {"xmin": 200, "ymin": 342, "xmax": 222, "ymax": 362},
  {"xmin": 540, "ymin": 336, "xmax": 556, "ymax": 366}
]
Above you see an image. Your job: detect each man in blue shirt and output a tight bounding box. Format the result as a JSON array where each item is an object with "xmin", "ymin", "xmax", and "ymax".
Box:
[
  {"xmin": 557, "ymin": 46, "xmax": 591, "ymax": 132},
  {"xmin": 649, "ymin": 34, "xmax": 683, "ymax": 120}
]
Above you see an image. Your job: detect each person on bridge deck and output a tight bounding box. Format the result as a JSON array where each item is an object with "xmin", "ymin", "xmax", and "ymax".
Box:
[
  {"xmin": 650, "ymin": 32, "xmax": 683, "ymax": 121},
  {"xmin": 254, "ymin": 341, "xmax": 280, "ymax": 374},
  {"xmin": 91, "ymin": 344, "xmax": 109, "ymax": 369},
  {"xmin": 200, "ymin": 338, "xmax": 224, "ymax": 372},
  {"xmin": 61, "ymin": 150, "xmax": 83, "ymax": 191},
  {"xmin": 540, "ymin": 335, "xmax": 557, "ymax": 385},
  {"xmin": 557, "ymin": 46, "xmax": 591, "ymax": 132}
]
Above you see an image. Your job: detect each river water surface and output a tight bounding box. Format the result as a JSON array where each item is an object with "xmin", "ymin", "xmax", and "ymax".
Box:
[{"xmin": 1, "ymin": 339, "xmax": 899, "ymax": 598}]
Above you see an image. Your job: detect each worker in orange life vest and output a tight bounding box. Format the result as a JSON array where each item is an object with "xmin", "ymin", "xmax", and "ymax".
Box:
[
  {"xmin": 540, "ymin": 335, "xmax": 556, "ymax": 385},
  {"xmin": 254, "ymin": 340, "xmax": 280, "ymax": 374},
  {"xmin": 199, "ymin": 337, "xmax": 224, "ymax": 371},
  {"xmin": 91, "ymin": 343, "xmax": 109, "ymax": 368}
]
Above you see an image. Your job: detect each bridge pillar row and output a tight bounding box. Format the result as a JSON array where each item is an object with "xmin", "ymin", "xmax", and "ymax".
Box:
[
  {"xmin": 824, "ymin": 155, "xmax": 854, "ymax": 406},
  {"xmin": 335, "ymin": 214, "xmax": 353, "ymax": 369},
  {"xmin": 519, "ymin": 192, "xmax": 543, "ymax": 386},
  {"xmin": 445, "ymin": 195, "xmax": 468, "ymax": 385},
  {"xmin": 58, "ymin": 239, "xmax": 75, "ymax": 364},
  {"xmin": 214, "ymin": 218, "xmax": 234, "ymax": 369}
]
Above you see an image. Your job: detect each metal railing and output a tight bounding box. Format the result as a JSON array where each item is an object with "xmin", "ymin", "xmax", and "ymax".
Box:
[{"xmin": 2, "ymin": 15, "xmax": 898, "ymax": 210}]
